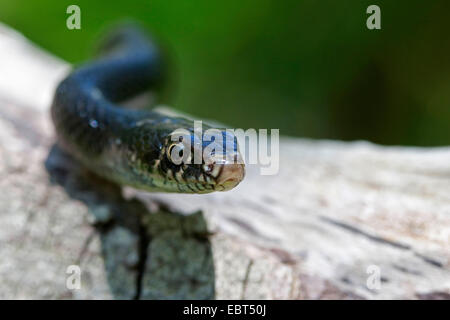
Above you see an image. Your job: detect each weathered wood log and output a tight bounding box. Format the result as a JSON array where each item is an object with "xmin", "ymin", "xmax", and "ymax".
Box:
[{"xmin": 0, "ymin": 23, "xmax": 449, "ymax": 299}]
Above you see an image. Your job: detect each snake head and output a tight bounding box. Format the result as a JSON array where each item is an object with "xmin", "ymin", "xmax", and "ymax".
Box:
[{"xmin": 158, "ymin": 128, "xmax": 245, "ymax": 193}]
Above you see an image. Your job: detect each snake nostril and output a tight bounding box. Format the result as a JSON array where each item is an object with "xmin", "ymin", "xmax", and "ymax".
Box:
[{"xmin": 216, "ymin": 163, "xmax": 245, "ymax": 190}]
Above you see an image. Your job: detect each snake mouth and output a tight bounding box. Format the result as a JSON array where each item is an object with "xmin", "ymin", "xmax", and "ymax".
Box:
[{"xmin": 215, "ymin": 163, "xmax": 245, "ymax": 191}]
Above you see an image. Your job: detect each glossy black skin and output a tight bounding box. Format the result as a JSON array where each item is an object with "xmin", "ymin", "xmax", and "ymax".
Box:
[{"xmin": 51, "ymin": 26, "xmax": 235, "ymax": 193}]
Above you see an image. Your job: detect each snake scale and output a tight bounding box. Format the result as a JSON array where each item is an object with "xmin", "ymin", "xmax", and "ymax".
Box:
[{"xmin": 51, "ymin": 25, "xmax": 245, "ymax": 194}]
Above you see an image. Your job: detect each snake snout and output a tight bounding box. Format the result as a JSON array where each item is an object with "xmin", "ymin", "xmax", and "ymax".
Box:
[{"xmin": 216, "ymin": 163, "xmax": 245, "ymax": 191}]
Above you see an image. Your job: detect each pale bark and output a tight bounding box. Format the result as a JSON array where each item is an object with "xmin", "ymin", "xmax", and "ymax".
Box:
[{"xmin": 0, "ymin": 23, "xmax": 449, "ymax": 299}]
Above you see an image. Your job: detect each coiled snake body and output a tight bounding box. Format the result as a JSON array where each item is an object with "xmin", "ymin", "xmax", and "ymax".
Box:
[{"xmin": 51, "ymin": 26, "xmax": 244, "ymax": 193}]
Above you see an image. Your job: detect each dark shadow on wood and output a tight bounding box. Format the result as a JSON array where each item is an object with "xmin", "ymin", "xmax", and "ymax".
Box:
[{"xmin": 45, "ymin": 144, "xmax": 215, "ymax": 299}]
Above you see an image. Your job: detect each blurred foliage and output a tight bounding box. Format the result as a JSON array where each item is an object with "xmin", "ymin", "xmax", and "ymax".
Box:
[{"xmin": 1, "ymin": 0, "xmax": 450, "ymax": 146}]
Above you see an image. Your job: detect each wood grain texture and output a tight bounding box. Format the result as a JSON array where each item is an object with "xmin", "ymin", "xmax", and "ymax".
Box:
[{"xmin": 0, "ymin": 23, "xmax": 448, "ymax": 299}]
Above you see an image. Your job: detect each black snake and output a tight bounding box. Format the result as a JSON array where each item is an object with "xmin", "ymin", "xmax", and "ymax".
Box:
[{"xmin": 51, "ymin": 25, "xmax": 245, "ymax": 193}]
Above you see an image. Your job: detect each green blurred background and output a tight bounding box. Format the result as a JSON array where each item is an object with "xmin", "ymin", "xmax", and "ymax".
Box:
[{"xmin": 1, "ymin": 0, "xmax": 450, "ymax": 146}]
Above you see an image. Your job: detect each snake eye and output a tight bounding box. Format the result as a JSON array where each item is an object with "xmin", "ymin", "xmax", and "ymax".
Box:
[{"xmin": 167, "ymin": 143, "xmax": 184, "ymax": 164}]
